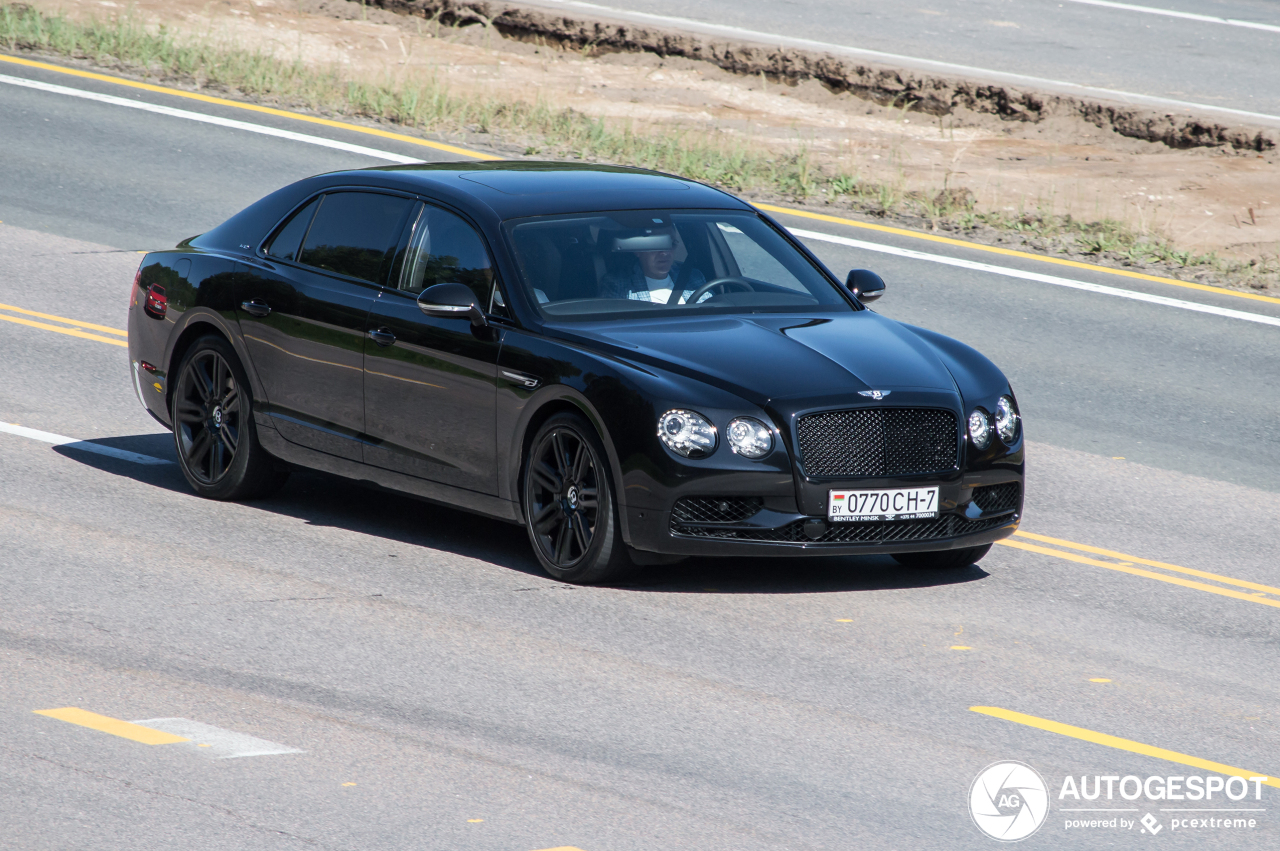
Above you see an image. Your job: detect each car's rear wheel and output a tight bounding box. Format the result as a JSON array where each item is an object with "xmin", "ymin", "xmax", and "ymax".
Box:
[
  {"xmin": 891, "ymin": 544, "xmax": 991, "ymax": 569},
  {"xmin": 171, "ymin": 335, "xmax": 288, "ymax": 500},
  {"xmin": 522, "ymin": 413, "xmax": 634, "ymax": 585}
]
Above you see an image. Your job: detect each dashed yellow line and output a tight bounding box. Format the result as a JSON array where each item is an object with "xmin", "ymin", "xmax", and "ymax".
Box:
[
  {"xmin": 0, "ymin": 53, "xmax": 499, "ymax": 161},
  {"xmin": 972, "ymin": 706, "xmax": 1279, "ymax": 787},
  {"xmin": 34, "ymin": 707, "xmax": 188, "ymax": 745}
]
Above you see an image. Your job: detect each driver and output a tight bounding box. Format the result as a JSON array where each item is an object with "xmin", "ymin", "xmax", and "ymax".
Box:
[{"xmin": 600, "ymin": 224, "xmax": 706, "ymax": 304}]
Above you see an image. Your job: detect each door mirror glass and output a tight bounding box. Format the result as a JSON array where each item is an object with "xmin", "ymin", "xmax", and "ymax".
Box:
[
  {"xmin": 846, "ymin": 269, "xmax": 886, "ymax": 303},
  {"xmin": 418, "ymin": 283, "xmax": 488, "ymax": 328}
]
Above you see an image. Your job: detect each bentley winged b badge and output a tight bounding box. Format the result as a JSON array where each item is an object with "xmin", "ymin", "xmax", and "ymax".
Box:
[{"xmin": 858, "ymin": 390, "xmax": 892, "ymax": 400}]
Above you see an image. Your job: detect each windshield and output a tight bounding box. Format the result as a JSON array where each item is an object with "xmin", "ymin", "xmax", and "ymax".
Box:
[{"xmin": 504, "ymin": 210, "xmax": 854, "ymax": 320}]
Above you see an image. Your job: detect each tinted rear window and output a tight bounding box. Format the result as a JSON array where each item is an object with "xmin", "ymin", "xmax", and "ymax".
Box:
[
  {"xmin": 264, "ymin": 197, "xmax": 319, "ymax": 262},
  {"xmin": 299, "ymin": 192, "xmax": 414, "ymax": 284}
]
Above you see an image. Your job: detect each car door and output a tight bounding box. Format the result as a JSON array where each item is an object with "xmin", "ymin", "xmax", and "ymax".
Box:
[
  {"xmin": 362, "ymin": 202, "xmax": 503, "ymax": 493},
  {"xmin": 236, "ymin": 190, "xmax": 416, "ymax": 461}
]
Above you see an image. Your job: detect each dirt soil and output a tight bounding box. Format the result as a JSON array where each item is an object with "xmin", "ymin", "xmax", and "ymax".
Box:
[{"xmin": 31, "ymin": 0, "xmax": 1280, "ymax": 285}]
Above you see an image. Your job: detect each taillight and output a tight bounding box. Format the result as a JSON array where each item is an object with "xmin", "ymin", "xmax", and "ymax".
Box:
[{"xmin": 144, "ymin": 283, "xmax": 168, "ymax": 319}]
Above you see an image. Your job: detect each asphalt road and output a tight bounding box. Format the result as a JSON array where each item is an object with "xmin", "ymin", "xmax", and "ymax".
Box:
[
  {"xmin": 520, "ymin": 0, "xmax": 1280, "ymax": 120},
  {"xmin": 2, "ymin": 57, "xmax": 1279, "ymax": 850}
]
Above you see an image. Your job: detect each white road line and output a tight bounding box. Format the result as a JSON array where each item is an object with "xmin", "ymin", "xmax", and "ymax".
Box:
[
  {"xmin": 518, "ymin": 0, "xmax": 1280, "ymax": 127},
  {"xmin": 8, "ymin": 65, "xmax": 1273, "ymax": 329},
  {"xmin": 0, "ymin": 73, "xmax": 419, "ymax": 164},
  {"xmin": 134, "ymin": 718, "xmax": 304, "ymax": 759},
  {"xmin": 789, "ymin": 228, "xmax": 1280, "ymax": 329},
  {"xmin": 0, "ymin": 421, "xmax": 173, "ymax": 465},
  {"xmin": 1063, "ymin": 0, "xmax": 1280, "ymax": 35}
]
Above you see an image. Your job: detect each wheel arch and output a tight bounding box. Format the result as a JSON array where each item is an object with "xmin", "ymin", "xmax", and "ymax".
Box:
[
  {"xmin": 164, "ymin": 310, "xmax": 264, "ymax": 428},
  {"xmin": 509, "ymin": 389, "xmax": 634, "ymax": 544}
]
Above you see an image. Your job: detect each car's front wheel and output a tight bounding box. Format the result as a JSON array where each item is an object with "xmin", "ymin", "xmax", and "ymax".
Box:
[
  {"xmin": 891, "ymin": 544, "xmax": 991, "ymax": 569},
  {"xmin": 522, "ymin": 412, "xmax": 634, "ymax": 585},
  {"xmin": 171, "ymin": 335, "xmax": 288, "ymax": 500}
]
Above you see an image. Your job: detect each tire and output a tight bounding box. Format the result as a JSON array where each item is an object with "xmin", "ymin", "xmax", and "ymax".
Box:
[
  {"xmin": 522, "ymin": 412, "xmax": 636, "ymax": 585},
  {"xmin": 171, "ymin": 335, "xmax": 289, "ymax": 501},
  {"xmin": 891, "ymin": 543, "xmax": 992, "ymax": 569}
]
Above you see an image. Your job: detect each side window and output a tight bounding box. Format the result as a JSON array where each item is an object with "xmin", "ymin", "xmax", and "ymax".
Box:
[
  {"xmin": 400, "ymin": 204, "xmax": 495, "ymax": 307},
  {"xmin": 264, "ymin": 197, "xmax": 319, "ymax": 262},
  {"xmin": 299, "ymin": 192, "xmax": 415, "ymax": 284}
]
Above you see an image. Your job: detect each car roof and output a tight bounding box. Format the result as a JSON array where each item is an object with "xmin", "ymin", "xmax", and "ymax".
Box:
[
  {"xmin": 336, "ymin": 161, "xmax": 753, "ymax": 220},
  {"xmin": 187, "ymin": 161, "xmax": 754, "ymax": 257}
]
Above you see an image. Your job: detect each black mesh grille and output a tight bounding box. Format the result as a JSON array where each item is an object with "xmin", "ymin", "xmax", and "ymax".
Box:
[
  {"xmin": 671, "ymin": 513, "xmax": 1009, "ymax": 544},
  {"xmin": 797, "ymin": 408, "xmax": 959, "ymax": 478},
  {"xmin": 971, "ymin": 482, "xmax": 1021, "ymax": 513},
  {"xmin": 671, "ymin": 497, "xmax": 764, "ymax": 525}
]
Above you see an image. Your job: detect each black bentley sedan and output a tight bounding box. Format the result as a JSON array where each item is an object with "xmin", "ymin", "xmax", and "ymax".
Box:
[{"xmin": 127, "ymin": 162, "xmax": 1023, "ymax": 584}]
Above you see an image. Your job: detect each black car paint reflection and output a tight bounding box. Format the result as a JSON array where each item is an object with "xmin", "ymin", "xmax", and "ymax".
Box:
[{"xmin": 127, "ymin": 162, "xmax": 1023, "ymax": 581}]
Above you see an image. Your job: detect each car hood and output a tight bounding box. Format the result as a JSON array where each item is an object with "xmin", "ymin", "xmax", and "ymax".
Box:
[{"xmin": 559, "ymin": 311, "xmax": 958, "ymax": 405}]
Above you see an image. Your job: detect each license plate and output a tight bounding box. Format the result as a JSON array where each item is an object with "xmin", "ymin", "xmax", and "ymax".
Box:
[{"xmin": 827, "ymin": 487, "xmax": 939, "ymax": 522}]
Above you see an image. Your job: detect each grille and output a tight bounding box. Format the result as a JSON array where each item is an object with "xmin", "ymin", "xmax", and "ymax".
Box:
[
  {"xmin": 971, "ymin": 482, "xmax": 1021, "ymax": 513},
  {"xmin": 671, "ymin": 512, "xmax": 1009, "ymax": 544},
  {"xmin": 671, "ymin": 497, "xmax": 764, "ymax": 525},
  {"xmin": 797, "ymin": 408, "xmax": 958, "ymax": 478}
]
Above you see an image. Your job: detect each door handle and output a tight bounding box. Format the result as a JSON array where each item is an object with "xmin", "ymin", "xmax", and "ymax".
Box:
[
  {"xmin": 368, "ymin": 327, "xmax": 397, "ymax": 347},
  {"xmin": 241, "ymin": 299, "xmax": 271, "ymax": 317}
]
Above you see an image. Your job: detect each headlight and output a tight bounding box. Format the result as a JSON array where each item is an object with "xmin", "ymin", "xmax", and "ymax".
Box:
[
  {"xmin": 968, "ymin": 409, "xmax": 992, "ymax": 450},
  {"xmin": 657, "ymin": 409, "xmax": 717, "ymax": 458},
  {"xmin": 995, "ymin": 395, "xmax": 1019, "ymax": 443},
  {"xmin": 726, "ymin": 417, "xmax": 773, "ymax": 459}
]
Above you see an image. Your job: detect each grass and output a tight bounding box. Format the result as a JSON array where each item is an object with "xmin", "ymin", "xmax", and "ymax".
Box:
[{"xmin": 1, "ymin": 3, "xmax": 1274, "ymax": 287}]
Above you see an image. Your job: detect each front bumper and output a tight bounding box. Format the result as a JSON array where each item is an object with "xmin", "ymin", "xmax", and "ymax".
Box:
[{"xmin": 624, "ymin": 477, "xmax": 1022, "ymax": 557}]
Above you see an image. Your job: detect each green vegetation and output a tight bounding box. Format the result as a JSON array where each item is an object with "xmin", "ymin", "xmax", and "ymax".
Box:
[
  {"xmin": 963, "ymin": 210, "xmax": 1221, "ymax": 267},
  {"xmin": 1, "ymin": 3, "xmax": 1272, "ymax": 287}
]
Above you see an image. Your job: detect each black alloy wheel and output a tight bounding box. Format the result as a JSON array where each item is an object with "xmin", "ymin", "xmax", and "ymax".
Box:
[
  {"xmin": 175, "ymin": 347, "xmax": 240, "ymax": 485},
  {"xmin": 891, "ymin": 543, "xmax": 992, "ymax": 569},
  {"xmin": 171, "ymin": 336, "xmax": 288, "ymax": 500},
  {"xmin": 522, "ymin": 413, "xmax": 633, "ymax": 584}
]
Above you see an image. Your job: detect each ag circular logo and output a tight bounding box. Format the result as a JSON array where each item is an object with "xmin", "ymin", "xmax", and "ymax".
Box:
[{"xmin": 969, "ymin": 761, "xmax": 1050, "ymax": 841}]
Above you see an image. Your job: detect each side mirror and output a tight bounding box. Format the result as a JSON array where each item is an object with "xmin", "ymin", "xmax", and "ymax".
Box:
[
  {"xmin": 418, "ymin": 282, "xmax": 488, "ymax": 329},
  {"xmin": 846, "ymin": 269, "xmax": 886, "ymax": 303}
]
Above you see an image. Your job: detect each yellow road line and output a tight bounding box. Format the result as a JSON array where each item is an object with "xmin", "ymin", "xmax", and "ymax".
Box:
[
  {"xmin": 1014, "ymin": 530, "xmax": 1280, "ymax": 596},
  {"xmin": 971, "ymin": 706, "xmax": 1279, "ymax": 788},
  {"xmin": 756, "ymin": 203, "xmax": 1280, "ymax": 308},
  {"xmin": 0, "ymin": 302, "xmax": 127, "ymax": 335},
  {"xmin": 0, "ymin": 313, "xmax": 128, "ymax": 347},
  {"xmin": 34, "ymin": 707, "xmax": 189, "ymax": 745},
  {"xmin": 0, "ymin": 54, "xmax": 499, "ymax": 161},
  {"xmin": 9, "ymin": 54, "xmax": 1271, "ymax": 313},
  {"xmin": 997, "ymin": 538, "xmax": 1280, "ymax": 610}
]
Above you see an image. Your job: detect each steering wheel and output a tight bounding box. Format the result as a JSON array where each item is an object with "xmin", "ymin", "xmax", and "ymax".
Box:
[{"xmin": 684, "ymin": 276, "xmax": 755, "ymax": 305}]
